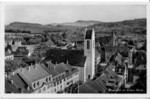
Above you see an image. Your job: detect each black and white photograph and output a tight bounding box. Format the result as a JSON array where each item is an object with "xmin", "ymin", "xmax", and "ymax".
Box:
[{"xmin": 4, "ymin": 3, "xmax": 147, "ymax": 94}]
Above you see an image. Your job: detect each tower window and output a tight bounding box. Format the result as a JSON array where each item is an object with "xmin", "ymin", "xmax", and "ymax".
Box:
[
  {"xmin": 88, "ymin": 75, "xmax": 91, "ymax": 79},
  {"xmin": 87, "ymin": 41, "xmax": 90, "ymax": 49}
]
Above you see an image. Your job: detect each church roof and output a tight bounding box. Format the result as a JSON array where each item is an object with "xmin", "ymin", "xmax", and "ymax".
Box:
[
  {"xmin": 45, "ymin": 49, "xmax": 86, "ymax": 67},
  {"xmin": 85, "ymin": 30, "xmax": 92, "ymax": 39}
]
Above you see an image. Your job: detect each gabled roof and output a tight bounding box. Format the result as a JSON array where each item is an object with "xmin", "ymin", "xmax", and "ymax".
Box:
[
  {"xmin": 85, "ymin": 80, "xmax": 106, "ymax": 93},
  {"xmin": 17, "ymin": 64, "xmax": 50, "ymax": 82},
  {"xmin": 105, "ymin": 67, "xmax": 118, "ymax": 79},
  {"xmin": 85, "ymin": 30, "xmax": 92, "ymax": 39},
  {"xmin": 5, "ymin": 72, "xmax": 34, "ymax": 93},
  {"xmin": 79, "ymin": 83, "xmax": 98, "ymax": 93},
  {"xmin": 5, "ymin": 78, "xmax": 19, "ymax": 93},
  {"xmin": 5, "ymin": 43, "xmax": 13, "ymax": 53},
  {"xmin": 98, "ymin": 46, "xmax": 130, "ymax": 55},
  {"xmin": 40, "ymin": 63, "xmax": 58, "ymax": 77},
  {"xmin": 45, "ymin": 49, "xmax": 86, "ymax": 67},
  {"xmin": 55, "ymin": 63, "xmax": 67, "ymax": 74}
]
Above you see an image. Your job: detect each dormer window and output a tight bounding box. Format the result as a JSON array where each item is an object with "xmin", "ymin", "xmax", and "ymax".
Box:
[
  {"xmin": 33, "ymin": 83, "xmax": 36, "ymax": 88},
  {"xmin": 66, "ymin": 70, "xmax": 69, "ymax": 74},
  {"xmin": 46, "ymin": 78, "xmax": 48, "ymax": 82},
  {"xmin": 37, "ymin": 81, "xmax": 39, "ymax": 86},
  {"xmin": 49, "ymin": 77, "xmax": 51, "ymax": 81}
]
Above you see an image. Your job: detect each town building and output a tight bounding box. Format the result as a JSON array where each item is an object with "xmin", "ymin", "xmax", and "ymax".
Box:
[
  {"xmin": 5, "ymin": 62, "xmax": 79, "ymax": 93},
  {"xmin": 5, "ymin": 43, "xmax": 14, "ymax": 61},
  {"xmin": 44, "ymin": 29, "xmax": 101, "ymax": 82}
]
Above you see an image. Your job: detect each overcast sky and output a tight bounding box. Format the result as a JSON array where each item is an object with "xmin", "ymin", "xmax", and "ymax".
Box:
[{"xmin": 5, "ymin": 4, "xmax": 146, "ymax": 25}]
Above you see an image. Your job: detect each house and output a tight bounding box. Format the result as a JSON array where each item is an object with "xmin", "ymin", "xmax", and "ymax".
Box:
[
  {"xmin": 5, "ymin": 62, "xmax": 79, "ymax": 93},
  {"xmin": 13, "ymin": 47, "xmax": 29, "ymax": 60},
  {"xmin": 78, "ymin": 66, "xmax": 123, "ymax": 93},
  {"xmin": 98, "ymin": 46, "xmax": 130, "ymax": 63},
  {"xmin": 5, "ymin": 43, "xmax": 14, "ymax": 61},
  {"xmin": 41, "ymin": 61, "xmax": 79, "ymax": 93},
  {"xmin": 5, "ymin": 53, "xmax": 14, "ymax": 61}
]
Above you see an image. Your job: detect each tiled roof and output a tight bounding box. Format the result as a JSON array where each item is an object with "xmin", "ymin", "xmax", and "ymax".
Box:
[
  {"xmin": 17, "ymin": 64, "xmax": 50, "ymax": 82},
  {"xmin": 45, "ymin": 49, "xmax": 86, "ymax": 67},
  {"xmin": 105, "ymin": 67, "xmax": 118, "ymax": 79},
  {"xmin": 5, "ymin": 44, "xmax": 13, "ymax": 53},
  {"xmin": 40, "ymin": 63, "xmax": 58, "ymax": 77},
  {"xmin": 5, "ymin": 72, "xmax": 34, "ymax": 93},
  {"xmin": 5, "ymin": 78, "xmax": 19, "ymax": 93},
  {"xmin": 85, "ymin": 30, "xmax": 92, "ymax": 39},
  {"xmin": 96, "ymin": 77, "xmax": 108, "ymax": 91},
  {"xmin": 98, "ymin": 46, "xmax": 130, "ymax": 55},
  {"xmin": 55, "ymin": 63, "xmax": 67, "ymax": 74},
  {"xmin": 85, "ymin": 80, "xmax": 106, "ymax": 93},
  {"xmin": 79, "ymin": 83, "xmax": 98, "ymax": 93}
]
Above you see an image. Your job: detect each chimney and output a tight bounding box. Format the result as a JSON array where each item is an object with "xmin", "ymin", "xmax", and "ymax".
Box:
[
  {"xmin": 28, "ymin": 66, "xmax": 31, "ymax": 71},
  {"xmin": 66, "ymin": 60, "xmax": 69, "ymax": 64},
  {"xmin": 55, "ymin": 62, "xmax": 57, "ymax": 65},
  {"xmin": 20, "ymin": 67, "xmax": 23, "ymax": 72},
  {"xmin": 27, "ymin": 86, "xmax": 30, "ymax": 91},
  {"xmin": 10, "ymin": 79, "xmax": 13, "ymax": 85},
  {"xmin": 33, "ymin": 64, "xmax": 36, "ymax": 68},
  {"xmin": 12, "ymin": 72, "xmax": 15, "ymax": 76},
  {"xmin": 21, "ymin": 89, "xmax": 24, "ymax": 93}
]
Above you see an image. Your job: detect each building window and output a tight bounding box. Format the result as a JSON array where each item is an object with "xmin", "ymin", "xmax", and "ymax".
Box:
[
  {"xmin": 54, "ymin": 82, "xmax": 56, "ymax": 86},
  {"xmin": 87, "ymin": 41, "xmax": 90, "ymax": 49},
  {"xmin": 88, "ymin": 75, "xmax": 91, "ymax": 79},
  {"xmin": 33, "ymin": 83, "xmax": 36, "ymax": 88},
  {"xmin": 67, "ymin": 82, "xmax": 69, "ymax": 85},
  {"xmin": 37, "ymin": 81, "xmax": 39, "ymax": 87},
  {"xmin": 46, "ymin": 78, "xmax": 48, "ymax": 82}
]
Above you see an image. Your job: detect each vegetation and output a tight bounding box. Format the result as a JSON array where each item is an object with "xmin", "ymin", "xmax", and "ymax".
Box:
[{"xmin": 5, "ymin": 59, "xmax": 28, "ymax": 74}]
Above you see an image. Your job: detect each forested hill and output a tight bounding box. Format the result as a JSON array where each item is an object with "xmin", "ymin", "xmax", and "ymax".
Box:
[
  {"xmin": 89, "ymin": 18, "xmax": 146, "ymax": 35},
  {"xmin": 5, "ymin": 18, "xmax": 146, "ymax": 35}
]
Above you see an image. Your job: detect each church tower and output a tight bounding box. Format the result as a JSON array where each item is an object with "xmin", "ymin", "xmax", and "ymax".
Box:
[
  {"xmin": 84, "ymin": 28, "xmax": 95, "ymax": 82},
  {"xmin": 111, "ymin": 30, "xmax": 117, "ymax": 46}
]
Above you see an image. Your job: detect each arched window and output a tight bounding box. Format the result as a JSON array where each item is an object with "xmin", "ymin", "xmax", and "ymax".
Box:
[
  {"xmin": 37, "ymin": 81, "xmax": 39, "ymax": 86},
  {"xmin": 33, "ymin": 83, "xmax": 36, "ymax": 88},
  {"xmin": 46, "ymin": 78, "xmax": 48, "ymax": 82},
  {"xmin": 49, "ymin": 77, "xmax": 51, "ymax": 81}
]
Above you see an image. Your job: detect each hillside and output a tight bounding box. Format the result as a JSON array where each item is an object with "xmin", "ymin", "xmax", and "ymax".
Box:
[
  {"xmin": 90, "ymin": 18, "xmax": 146, "ymax": 34},
  {"xmin": 5, "ymin": 18, "xmax": 146, "ymax": 40},
  {"xmin": 58, "ymin": 20, "xmax": 102, "ymax": 27}
]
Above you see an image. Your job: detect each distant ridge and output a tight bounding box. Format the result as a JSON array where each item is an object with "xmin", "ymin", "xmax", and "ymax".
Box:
[{"xmin": 5, "ymin": 18, "xmax": 146, "ymax": 34}]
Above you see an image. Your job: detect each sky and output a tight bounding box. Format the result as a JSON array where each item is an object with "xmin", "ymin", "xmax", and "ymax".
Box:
[{"xmin": 5, "ymin": 4, "xmax": 146, "ymax": 25}]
